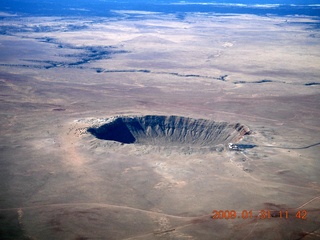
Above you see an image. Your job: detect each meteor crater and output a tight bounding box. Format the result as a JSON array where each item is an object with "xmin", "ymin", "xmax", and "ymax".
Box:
[{"xmin": 87, "ymin": 115, "xmax": 251, "ymax": 148}]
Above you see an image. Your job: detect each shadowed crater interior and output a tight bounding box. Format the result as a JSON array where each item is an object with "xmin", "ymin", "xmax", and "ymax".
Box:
[{"xmin": 87, "ymin": 115, "xmax": 251, "ymax": 147}]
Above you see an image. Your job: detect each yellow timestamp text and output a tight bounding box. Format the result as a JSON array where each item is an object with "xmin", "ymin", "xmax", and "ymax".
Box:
[{"xmin": 211, "ymin": 210, "xmax": 307, "ymax": 220}]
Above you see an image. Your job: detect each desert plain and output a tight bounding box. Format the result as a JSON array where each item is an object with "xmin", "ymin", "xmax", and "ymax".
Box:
[{"xmin": 0, "ymin": 10, "xmax": 320, "ymax": 239}]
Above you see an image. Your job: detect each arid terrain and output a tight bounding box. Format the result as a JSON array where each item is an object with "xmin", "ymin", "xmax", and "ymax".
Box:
[{"xmin": 0, "ymin": 8, "xmax": 320, "ymax": 239}]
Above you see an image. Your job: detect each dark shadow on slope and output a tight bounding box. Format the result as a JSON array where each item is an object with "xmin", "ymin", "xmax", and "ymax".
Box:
[{"xmin": 87, "ymin": 118, "xmax": 136, "ymax": 144}]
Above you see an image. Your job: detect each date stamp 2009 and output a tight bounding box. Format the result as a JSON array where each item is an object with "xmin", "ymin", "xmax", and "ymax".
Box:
[{"xmin": 212, "ymin": 210, "xmax": 307, "ymax": 220}]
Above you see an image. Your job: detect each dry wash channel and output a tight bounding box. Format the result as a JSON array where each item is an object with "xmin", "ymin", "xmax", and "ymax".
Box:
[{"xmin": 87, "ymin": 115, "xmax": 251, "ymax": 149}]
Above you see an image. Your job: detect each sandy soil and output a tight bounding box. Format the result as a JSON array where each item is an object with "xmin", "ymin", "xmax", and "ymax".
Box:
[{"xmin": 0, "ymin": 12, "xmax": 319, "ymax": 239}]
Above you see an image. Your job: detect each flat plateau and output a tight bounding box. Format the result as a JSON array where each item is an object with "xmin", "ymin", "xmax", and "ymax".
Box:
[{"xmin": 0, "ymin": 11, "xmax": 319, "ymax": 239}]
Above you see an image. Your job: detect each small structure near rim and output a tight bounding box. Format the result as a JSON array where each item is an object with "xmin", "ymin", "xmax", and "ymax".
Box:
[{"xmin": 228, "ymin": 143, "xmax": 256, "ymax": 151}]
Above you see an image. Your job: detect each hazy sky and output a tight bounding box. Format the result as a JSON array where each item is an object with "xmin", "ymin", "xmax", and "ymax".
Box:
[{"xmin": 1, "ymin": 0, "xmax": 320, "ymax": 4}]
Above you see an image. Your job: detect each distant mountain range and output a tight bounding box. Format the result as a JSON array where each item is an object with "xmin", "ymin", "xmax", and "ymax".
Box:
[{"xmin": 0, "ymin": 0, "xmax": 319, "ymax": 17}]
